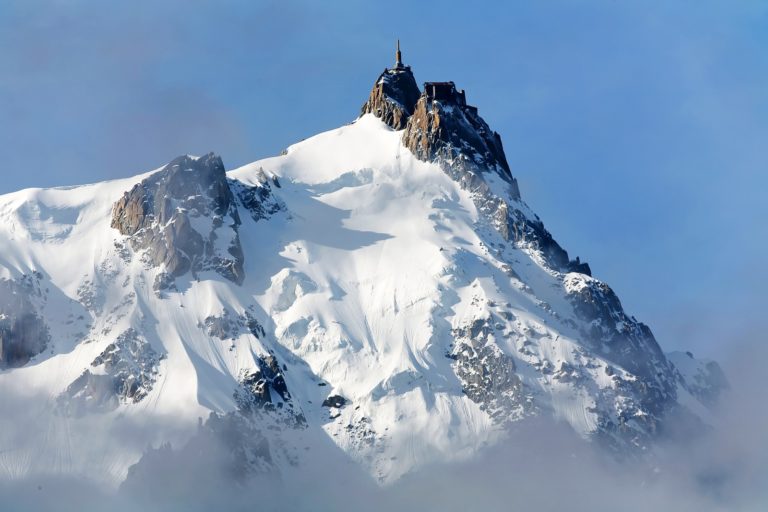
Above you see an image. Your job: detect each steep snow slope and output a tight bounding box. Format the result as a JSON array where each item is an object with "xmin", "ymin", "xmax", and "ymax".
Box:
[
  {"xmin": 0, "ymin": 114, "xmax": 722, "ymax": 488},
  {"xmin": 231, "ymin": 116, "xmax": 500, "ymax": 481},
  {"xmin": 0, "ymin": 43, "xmax": 729, "ymax": 487}
]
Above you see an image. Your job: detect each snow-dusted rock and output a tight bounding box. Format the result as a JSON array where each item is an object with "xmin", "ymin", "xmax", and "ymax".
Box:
[
  {"xmin": 59, "ymin": 328, "xmax": 164, "ymax": 415},
  {"xmin": 0, "ymin": 55, "xmax": 724, "ymax": 489},
  {"xmin": 403, "ymin": 81, "xmax": 513, "ymax": 183},
  {"xmin": 0, "ymin": 273, "xmax": 50, "ymax": 368},
  {"xmin": 111, "ymin": 153, "xmax": 245, "ymax": 286},
  {"xmin": 360, "ymin": 65, "xmax": 420, "ymax": 130}
]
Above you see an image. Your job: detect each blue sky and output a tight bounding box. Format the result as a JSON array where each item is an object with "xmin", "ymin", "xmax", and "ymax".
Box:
[{"xmin": 1, "ymin": 1, "xmax": 766, "ymax": 358}]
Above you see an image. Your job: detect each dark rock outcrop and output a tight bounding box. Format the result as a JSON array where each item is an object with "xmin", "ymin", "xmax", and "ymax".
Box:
[
  {"xmin": 403, "ymin": 81, "xmax": 513, "ymax": 181},
  {"xmin": 508, "ymin": 209, "xmax": 592, "ymax": 275},
  {"xmin": 234, "ymin": 353, "xmax": 305, "ymax": 427},
  {"xmin": 321, "ymin": 395, "xmax": 347, "ymax": 408},
  {"xmin": 361, "ymin": 66, "xmax": 421, "ymax": 130},
  {"xmin": 59, "ymin": 328, "xmax": 164, "ymax": 414},
  {"xmin": 111, "ymin": 153, "xmax": 245, "ymax": 286},
  {"xmin": 0, "ymin": 274, "xmax": 50, "ymax": 368},
  {"xmin": 450, "ymin": 319, "xmax": 532, "ymax": 423},
  {"xmin": 400, "ymin": 80, "xmax": 590, "ymax": 275},
  {"xmin": 230, "ymin": 167, "xmax": 284, "ymax": 223},
  {"xmin": 200, "ymin": 308, "xmax": 265, "ymax": 341},
  {"xmin": 563, "ymin": 273, "xmax": 678, "ymax": 416}
]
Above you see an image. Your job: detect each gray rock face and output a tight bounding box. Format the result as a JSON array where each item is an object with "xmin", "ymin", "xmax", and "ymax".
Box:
[
  {"xmin": 111, "ymin": 153, "xmax": 245, "ymax": 285},
  {"xmin": 399, "ymin": 81, "xmax": 589, "ymax": 275},
  {"xmin": 564, "ymin": 275, "xmax": 673, "ymax": 384},
  {"xmin": 450, "ymin": 319, "xmax": 532, "ymax": 424},
  {"xmin": 234, "ymin": 353, "xmax": 305, "ymax": 427},
  {"xmin": 563, "ymin": 274, "xmax": 678, "ymax": 419},
  {"xmin": 403, "ymin": 82, "xmax": 513, "ymax": 181},
  {"xmin": 0, "ymin": 274, "xmax": 50, "ymax": 368},
  {"xmin": 321, "ymin": 395, "xmax": 347, "ymax": 408},
  {"xmin": 507, "ymin": 207, "xmax": 592, "ymax": 275},
  {"xmin": 59, "ymin": 328, "xmax": 164, "ymax": 415},
  {"xmin": 230, "ymin": 167, "xmax": 284, "ymax": 223},
  {"xmin": 360, "ymin": 66, "xmax": 421, "ymax": 130}
]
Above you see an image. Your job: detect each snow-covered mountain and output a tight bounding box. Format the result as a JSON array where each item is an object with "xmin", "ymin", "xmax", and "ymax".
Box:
[{"xmin": 0, "ymin": 47, "xmax": 725, "ymax": 489}]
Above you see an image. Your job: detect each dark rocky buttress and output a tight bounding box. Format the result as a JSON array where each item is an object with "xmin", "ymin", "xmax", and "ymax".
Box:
[
  {"xmin": 403, "ymin": 81, "xmax": 513, "ymax": 183},
  {"xmin": 0, "ymin": 274, "xmax": 50, "ymax": 368},
  {"xmin": 399, "ymin": 81, "xmax": 589, "ymax": 275},
  {"xmin": 59, "ymin": 328, "xmax": 164, "ymax": 415},
  {"xmin": 111, "ymin": 153, "xmax": 245, "ymax": 287},
  {"xmin": 360, "ymin": 66, "xmax": 421, "ymax": 130},
  {"xmin": 358, "ymin": 47, "xmax": 697, "ymax": 450},
  {"xmin": 357, "ymin": 47, "xmax": 590, "ymax": 275},
  {"xmin": 360, "ymin": 43, "xmax": 421, "ymax": 130}
]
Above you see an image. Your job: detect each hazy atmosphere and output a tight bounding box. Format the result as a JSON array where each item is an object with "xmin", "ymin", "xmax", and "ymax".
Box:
[{"xmin": 0, "ymin": 1, "xmax": 766, "ymax": 510}]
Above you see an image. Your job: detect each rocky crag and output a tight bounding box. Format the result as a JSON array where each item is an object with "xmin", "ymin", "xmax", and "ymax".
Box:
[
  {"xmin": 0, "ymin": 273, "xmax": 50, "ymax": 368},
  {"xmin": 110, "ymin": 153, "xmax": 282, "ymax": 291},
  {"xmin": 0, "ymin": 43, "xmax": 729, "ymax": 489},
  {"xmin": 359, "ymin": 43, "xmax": 724, "ymax": 454},
  {"xmin": 360, "ymin": 41, "xmax": 421, "ymax": 130}
]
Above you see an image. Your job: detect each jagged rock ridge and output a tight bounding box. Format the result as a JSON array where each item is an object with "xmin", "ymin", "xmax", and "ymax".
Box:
[
  {"xmin": 360, "ymin": 68, "xmax": 420, "ymax": 131},
  {"xmin": 0, "ymin": 44, "xmax": 729, "ymax": 489},
  {"xmin": 59, "ymin": 328, "xmax": 165, "ymax": 415},
  {"xmin": 357, "ymin": 46, "xmax": 718, "ymax": 454},
  {"xmin": 360, "ymin": 41, "xmax": 421, "ymax": 130},
  {"xmin": 358, "ymin": 46, "xmax": 589, "ymax": 277},
  {"xmin": 403, "ymin": 81, "xmax": 512, "ymax": 180},
  {"xmin": 234, "ymin": 352, "xmax": 305, "ymax": 427},
  {"xmin": 110, "ymin": 153, "xmax": 246, "ymax": 287}
]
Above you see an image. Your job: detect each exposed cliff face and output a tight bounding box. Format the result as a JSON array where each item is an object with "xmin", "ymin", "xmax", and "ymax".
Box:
[
  {"xmin": 403, "ymin": 83, "xmax": 513, "ymax": 180},
  {"xmin": 391, "ymin": 75, "xmax": 682, "ymax": 453},
  {"xmin": 234, "ymin": 353, "xmax": 306, "ymax": 428},
  {"xmin": 564, "ymin": 273, "xmax": 671, "ymax": 384},
  {"xmin": 0, "ymin": 274, "xmax": 50, "ymax": 368},
  {"xmin": 563, "ymin": 273, "xmax": 680, "ymax": 430},
  {"xmin": 398, "ymin": 82, "xmax": 590, "ymax": 276},
  {"xmin": 230, "ymin": 167, "xmax": 284, "ymax": 223},
  {"xmin": 450, "ymin": 318, "xmax": 533, "ymax": 425},
  {"xmin": 110, "ymin": 153, "xmax": 245, "ymax": 287},
  {"xmin": 360, "ymin": 66, "xmax": 421, "ymax": 130},
  {"xmin": 59, "ymin": 328, "xmax": 164, "ymax": 415}
]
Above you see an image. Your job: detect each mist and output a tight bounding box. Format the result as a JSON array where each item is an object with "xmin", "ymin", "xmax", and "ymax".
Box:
[
  {"xmin": 0, "ymin": 331, "xmax": 764, "ymax": 512},
  {"xmin": 1, "ymin": 2, "xmax": 766, "ymax": 510}
]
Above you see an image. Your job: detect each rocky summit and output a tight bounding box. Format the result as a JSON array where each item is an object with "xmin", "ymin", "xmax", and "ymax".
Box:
[
  {"xmin": 360, "ymin": 40, "xmax": 421, "ymax": 130},
  {"xmin": 0, "ymin": 43, "xmax": 726, "ymax": 492},
  {"xmin": 111, "ymin": 153, "xmax": 246, "ymax": 288}
]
